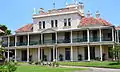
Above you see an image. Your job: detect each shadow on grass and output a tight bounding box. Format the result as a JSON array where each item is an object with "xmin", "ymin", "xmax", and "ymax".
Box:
[{"xmin": 109, "ymin": 62, "xmax": 120, "ymax": 65}]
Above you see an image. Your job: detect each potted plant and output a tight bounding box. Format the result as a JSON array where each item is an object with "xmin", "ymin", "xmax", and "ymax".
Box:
[
  {"xmin": 59, "ymin": 54, "xmax": 63, "ymax": 61},
  {"xmin": 78, "ymin": 54, "xmax": 82, "ymax": 61},
  {"xmin": 43, "ymin": 55, "xmax": 47, "ymax": 61}
]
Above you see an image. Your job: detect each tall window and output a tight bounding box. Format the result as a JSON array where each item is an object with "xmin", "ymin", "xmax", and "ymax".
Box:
[
  {"xmin": 43, "ymin": 21, "xmax": 45, "ymax": 28},
  {"xmin": 64, "ymin": 19, "xmax": 67, "ymax": 26},
  {"xmin": 68, "ymin": 18, "xmax": 71, "ymax": 26},
  {"xmin": 39, "ymin": 21, "xmax": 41, "ymax": 29},
  {"xmin": 55, "ymin": 20, "xmax": 58, "ymax": 27},
  {"xmin": 51, "ymin": 20, "xmax": 54, "ymax": 27}
]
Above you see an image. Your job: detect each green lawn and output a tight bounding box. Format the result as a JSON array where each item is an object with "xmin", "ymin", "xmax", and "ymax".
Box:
[
  {"xmin": 58, "ymin": 61, "xmax": 120, "ymax": 68},
  {"xmin": 15, "ymin": 65, "xmax": 85, "ymax": 72}
]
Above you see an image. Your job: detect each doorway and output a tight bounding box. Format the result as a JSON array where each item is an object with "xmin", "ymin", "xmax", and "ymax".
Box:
[
  {"xmin": 64, "ymin": 32, "xmax": 70, "ymax": 43},
  {"xmin": 84, "ymin": 47, "xmax": 95, "ymax": 60},
  {"xmin": 65, "ymin": 48, "xmax": 70, "ymax": 60},
  {"xmin": 21, "ymin": 50, "xmax": 27, "ymax": 61}
]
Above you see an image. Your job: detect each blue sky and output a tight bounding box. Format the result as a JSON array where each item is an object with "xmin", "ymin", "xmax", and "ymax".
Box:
[{"xmin": 0, "ymin": 0, "xmax": 120, "ymax": 33}]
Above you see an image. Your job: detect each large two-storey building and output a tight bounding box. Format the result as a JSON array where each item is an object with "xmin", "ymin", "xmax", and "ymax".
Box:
[{"xmin": 1, "ymin": 3, "xmax": 120, "ymax": 62}]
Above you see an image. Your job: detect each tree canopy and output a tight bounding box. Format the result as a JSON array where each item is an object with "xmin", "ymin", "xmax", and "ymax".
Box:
[{"xmin": 0, "ymin": 24, "xmax": 11, "ymax": 36}]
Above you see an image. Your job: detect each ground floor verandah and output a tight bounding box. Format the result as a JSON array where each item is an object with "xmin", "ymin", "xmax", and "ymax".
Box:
[{"xmin": 5, "ymin": 45, "xmax": 115, "ymax": 62}]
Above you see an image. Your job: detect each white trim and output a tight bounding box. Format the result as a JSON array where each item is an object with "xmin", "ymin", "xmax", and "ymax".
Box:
[{"xmin": 33, "ymin": 11, "xmax": 81, "ymax": 18}]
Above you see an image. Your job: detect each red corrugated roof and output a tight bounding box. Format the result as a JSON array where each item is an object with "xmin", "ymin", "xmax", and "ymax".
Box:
[
  {"xmin": 80, "ymin": 17, "xmax": 112, "ymax": 26},
  {"xmin": 16, "ymin": 24, "xmax": 33, "ymax": 32},
  {"xmin": 115, "ymin": 26, "xmax": 120, "ymax": 30}
]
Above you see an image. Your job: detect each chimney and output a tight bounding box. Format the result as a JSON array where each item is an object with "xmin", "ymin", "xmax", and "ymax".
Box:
[
  {"xmin": 96, "ymin": 11, "xmax": 100, "ymax": 18},
  {"xmin": 39, "ymin": 8, "xmax": 44, "ymax": 14},
  {"xmin": 87, "ymin": 10, "xmax": 91, "ymax": 17}
]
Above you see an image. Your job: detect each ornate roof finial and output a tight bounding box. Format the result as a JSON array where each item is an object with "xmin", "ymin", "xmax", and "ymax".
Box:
[
  {"xmin": 96, "ymin": 11, "xmax": 100, "ymax": 18},
  {"xmin": 53, "ymin": 0, "xmax": 56, "ymax": 9},
  {"xmin": 33, "ymin": 8, "xmax": 36, "ymax": 15},
  {"xmin": 87, "ymin": 10, "xmax": 91, "ymax": 17},
  {"xmin": 66, "ymin": 0, "xmax": 68, "ymax": 5}
]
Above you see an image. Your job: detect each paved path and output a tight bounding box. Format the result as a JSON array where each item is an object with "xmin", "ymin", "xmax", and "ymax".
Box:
[{"xmin": 60, "ymin": 66, "xmax": 120, "ymax": 72}]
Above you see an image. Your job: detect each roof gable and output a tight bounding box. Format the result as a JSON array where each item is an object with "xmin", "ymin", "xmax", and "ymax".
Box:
[
  {"xmin": 79, "ymin": 17, "xmax": 113, "ymax": 27},
  {"xmin": 16, "ymin": 24, "xmax": 33, "ymax": 33}
]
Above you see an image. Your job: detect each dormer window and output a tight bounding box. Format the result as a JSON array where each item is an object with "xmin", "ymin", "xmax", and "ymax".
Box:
[
  {"xmin": 64, "ymin": 19, "xmax": 67, "ymax": 26},
  {"xmin": 43, "ymin": 21, "xmax": 45, "ymax": 28},
  {"xmin": 68, "ymin": 18, "xmax": 71, "ymax": 26},
  {"xmin": 39, "ymin": 21, "xmax": 41, "ymax": 29},
  {"xmin": 51, "ymin": 20, "xmax": 54, "ymax": 27},
  {"xmin": 64, "ymin": 18, "xmax": 71, "ymax": 26},
  {"xmin": 55, "ymin": 20, "xmax": 58, "ymax": 27}
]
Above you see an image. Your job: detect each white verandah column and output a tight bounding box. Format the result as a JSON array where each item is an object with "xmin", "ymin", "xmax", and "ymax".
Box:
[
  {"xmin": 41, "ymin": 48, "xmax": 43, "ymax": 60},
  {"xmin": 88, "ymin": 45, "xmax": 90, "ymax": 61},
  {"xmin": 112, "ymin": 27, "xmax": 114, "ymax": 42},
  {"xmin": 71, "ymin": 46, "xmax": 73, "ymax": 61},
  {"xmin": 27, "ymin": 34, "xmax": 29, "ymax": 46},
  {"xmin": 100, "ymin": 45, "xmax": 103, "ymax": 61},
  {"xmin": 27, "ymin": 48, "xmax": 29, "ymax": 62},
  {"xmin": 71, "ymin": 30, "xmax": 72, "ymax": 43},
  {"xmin": 113, "ymin": 45, "xmax": 115, "ymax": 61},
  {"xmin": 99, "ymin": 28, "xmax": 102, "ymax": 42},
  {"xmin": 53, "ymin": 46, "xmax": 55, "ymax": 61},
  {"xmin": 15, "ymin": 36, "xmax": 17, "ymax": 62},
  {"xmin": 117, "ymin": 30, "xmax": 119, "ymax": 43},
  {"xmin": 38, "ymin": 48, "xmax": 40, "ymax": 61},
  {"xmin": 87, "ymin": 29, "xmax": 90, "ymax": 42},
  {"xmin": 15, "ymin": 35, "xmax": 17, "ymax": 47}
]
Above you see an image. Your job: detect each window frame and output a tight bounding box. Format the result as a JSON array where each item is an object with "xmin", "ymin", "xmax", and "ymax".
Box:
[
  {"xmin": 43, "ymin": 21, "xmax": 45, "ymax": 29},
  {"xmin": 51, "ymin": 20, "xmax": 54, "ymax": 27},
  {"xmin": 55, "ymin": 20, "xmax": 58, "ymax": 27},
  {"xmin": 64, "ymin": 19, "xmax": 67, "ymax": 26}
]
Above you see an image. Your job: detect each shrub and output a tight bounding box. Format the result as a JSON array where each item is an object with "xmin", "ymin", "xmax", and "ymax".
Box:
[
  {"xmin": 28, "ymin": 61, "xmax": 33, "ymax": 64},
  {"xmin": 78, "ymin": 54, "xmax": 82, "ymax": 61},
  {"xmin": 95, "ymin": 57, "xmax": 100, "ymax": 61},
  {"xmin": 52, "ymin": 61, "xmax": 59, "ymax": 67},
  {"xmin": 35, "ymin": 61, "xmax": 41, "ymax": 65},
  {"xmin": 4, "ymin": 61, "xmax": 17, "ymax": 72}
]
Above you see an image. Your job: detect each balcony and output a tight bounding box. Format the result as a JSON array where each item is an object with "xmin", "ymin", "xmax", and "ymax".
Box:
[
  {"xmin": 102, "ymin": 37, "xmax": 112, "ymax": 41},
  {"xmin": 9, "ymin": 42, "xmax": 15, "ymax": 47},
  {"xmin": 43, "ymin": 40, "xmax": 55, "ymax": 44},
  {"xmin": 57, "ymin": 39, "xmax": 70, "ymax": 43},
  {"xmin": 2, "ymin": 43, "xmax": 8, "ymax": 47},
  {"xmin": 72, "ymin": 37, "xmax": 87, "ymax": 43},
  {"xmin": 16, "ymin": 42, "xmax": 27, "ymax": 46},
  {"xmin": 90, "ymin": 37, "xmax": 100, "ymax": 42},
  {"xmin": 29, "ymin": 41, "xmax": 41, "ymax": 45}
]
